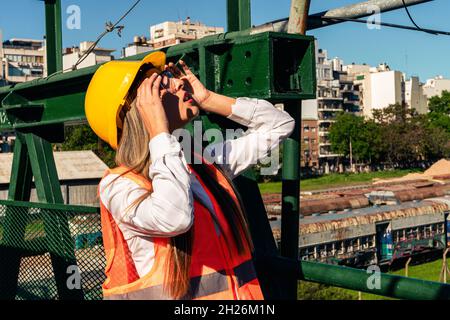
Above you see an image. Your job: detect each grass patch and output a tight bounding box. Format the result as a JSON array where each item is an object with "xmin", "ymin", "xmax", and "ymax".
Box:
[{"xmin": 259, "ymin": 169, "xmax": 419, "ymax": 194}]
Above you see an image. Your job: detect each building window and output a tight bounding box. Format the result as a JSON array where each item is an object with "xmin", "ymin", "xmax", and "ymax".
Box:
[{"xmin": 303, "ymin": 126, "xmax": 310, "ymax": 132}]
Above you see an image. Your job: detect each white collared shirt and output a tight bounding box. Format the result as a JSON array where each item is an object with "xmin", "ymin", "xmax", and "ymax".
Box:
[{"xmin": 99, "ymin": 98, "xmax": 295, "ymax": 276}]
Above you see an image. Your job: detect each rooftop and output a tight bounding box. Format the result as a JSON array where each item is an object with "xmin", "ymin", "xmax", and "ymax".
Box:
[{"xmin": 0, "ymin": 150, "xmax": 108, "ymax": 183}]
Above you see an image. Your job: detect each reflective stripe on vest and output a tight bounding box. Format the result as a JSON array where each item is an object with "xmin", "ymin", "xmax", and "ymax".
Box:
[{"xmin": 104, "ymin": 260, "xmax": 258, "ymax": 300}]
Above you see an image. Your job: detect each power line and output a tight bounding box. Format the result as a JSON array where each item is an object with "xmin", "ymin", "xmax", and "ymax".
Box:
[
  {"xmin": 48, "ymin": 0, "xmax": 142, "ymax": 78},
  {"xmin": 401, "ymin": 0, "xmax": 438, "ymax": 35},
  {"xmin": 72, "ymin": 0, "xmax": 142, "ymax": 70},
  {"xmin": 317, "ymin": 16, "xmax": 450, "ymax": 36}
]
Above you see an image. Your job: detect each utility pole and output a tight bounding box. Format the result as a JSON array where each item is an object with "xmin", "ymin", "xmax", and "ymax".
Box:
[
  {"xmin": 287, "ymin": 0, "xmax": 311, "ymax": 34},
  {"xmin": 350, "ymin": 138, "xmax": 354, "ymax": 173},
  {"xmin": 280, "ymin": 0, "xmax": 311, "ymax": 300}
]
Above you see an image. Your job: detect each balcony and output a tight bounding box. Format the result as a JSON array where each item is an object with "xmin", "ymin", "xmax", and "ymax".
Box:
[
  {"xmin": 319, "ymin": 152, "xmax": 341, "ymax": 158},
  {"xmin": 318, "ymin": 106, "xmax": 343, "ymax": 112},
  {"xmin": 317, "ymin": 96, "xmax": 343, "ymax": 101}
]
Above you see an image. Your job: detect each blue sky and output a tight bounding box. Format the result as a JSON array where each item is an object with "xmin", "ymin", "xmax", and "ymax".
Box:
[{"xmin": 0, "ymin": 0, "xmax": 449, "ymax": 80}]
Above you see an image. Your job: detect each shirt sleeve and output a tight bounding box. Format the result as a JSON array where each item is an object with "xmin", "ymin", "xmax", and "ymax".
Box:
[
  {"xmin": 203, "ymin": 98, "xmax": 295, "ymax": 179},
  {"xmin": 99, "ymin": 132, "xmax": 194, "ymax": 238}
]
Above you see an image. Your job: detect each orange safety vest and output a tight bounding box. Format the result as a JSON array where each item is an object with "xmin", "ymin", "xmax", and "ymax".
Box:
[{"xmin": 99, "ymin": 162, "xmax": 264, "ymax": 300}]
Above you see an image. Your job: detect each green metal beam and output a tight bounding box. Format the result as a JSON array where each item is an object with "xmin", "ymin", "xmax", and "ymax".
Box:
[
  {"xmin": 0, "ymin": 32, "xmax": 316, "ymax": 133},
  {"xmin": 227, "ymin": 0, "xmax": 252, "ymax": 32},
  {"xmin": 300, "ymin": 260, "xmax": 450, "ymax": 300},
  {"xmin": 0, "ymin": 199, "xmax": 99, "ymax": 214},
  {"xmin": 44, "ymin": 0, "xmax": 63, "ymax": 74}
]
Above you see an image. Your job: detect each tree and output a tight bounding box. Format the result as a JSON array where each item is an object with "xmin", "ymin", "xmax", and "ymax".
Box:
[
  {"xmin": 329, "ymin": 113, "xmax": 381, "ymax": 164},
  {"xmin": 58, "ymin": 125, "xmax": 116, "ymax": 168},
  {"xmin": 429, "ymin": 90, "xmax": 450, "ymax": 115},
  {"xmin": 428, "ymin": 90, "xmax": 450, "ymax": 133},
  {"xmin": 373, "ymin": 103, "xmax": 450, "ymax": 166}
]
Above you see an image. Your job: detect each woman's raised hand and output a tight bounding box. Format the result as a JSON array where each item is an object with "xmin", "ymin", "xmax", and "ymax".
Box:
[
  {"xmin": 166, "ymin": 60, "xmax": 211, "ymax": 108},
  {"xmin": 136, "ymin": 73, "xmax": 169, "ymax": 139}
]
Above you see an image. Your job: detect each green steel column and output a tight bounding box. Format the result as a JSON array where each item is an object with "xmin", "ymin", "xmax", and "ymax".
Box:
[
  {"xmin": 0, "ymin": 134, "xmax": 33, "ymax": 299},
  {"xmin": 25, "ymin": 134, "xmax": 84, "ymax": 300},
  {"xmin": 280, "ymin": 102, "xmax": 301, "ymax": 299},
  {"xmin": 45, "ymin": 0, "xmax": 63, "ymax": 74},
  {"xmin": 227, "ymin": 0, "xmax": 251, "ymax": 32}
]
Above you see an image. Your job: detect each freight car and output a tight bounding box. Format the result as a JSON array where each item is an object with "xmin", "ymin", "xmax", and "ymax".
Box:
[{"xmin": 270, "ymin": 196, "xmax": 450, "ymax": 269}]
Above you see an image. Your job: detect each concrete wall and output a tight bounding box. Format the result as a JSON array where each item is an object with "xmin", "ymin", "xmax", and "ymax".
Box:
[
  {"xmin": 405, "ymin": 76, "xmax": 428, "ymax": 114},
  {"xmin": 0, "ymin": 180, "xmax": 100, "ymax": 207},
  {"xmin": 370, "ymin": 71, "xmax": 403, "ymax": 112},
  {"xmin": 423, "ymin": 78, "xmax": 450, "ymax": 99}
]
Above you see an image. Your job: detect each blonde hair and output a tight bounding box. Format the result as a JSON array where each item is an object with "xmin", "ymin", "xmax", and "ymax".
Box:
[
  {"xmin": 111, "ymin": 84, "xmax": 253, "ymax": 300},
  {"xmin": 115, "ymin": 100, "xmax": 151, "ymax": 179}
]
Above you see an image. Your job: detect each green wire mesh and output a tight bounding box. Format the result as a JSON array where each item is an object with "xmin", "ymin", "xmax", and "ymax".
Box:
[{"xmin": 0, "ymin": 201, "xmax": 105, "ymax": 300}]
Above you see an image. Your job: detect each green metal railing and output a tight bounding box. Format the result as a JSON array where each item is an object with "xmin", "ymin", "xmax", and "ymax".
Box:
[
  {"xmin": 2, "ymin": 198, "xmax": 450, "ymax": 300},
  {"xmin": 0, "ymin": 200, "xmax": 104, "ymax": 300}
]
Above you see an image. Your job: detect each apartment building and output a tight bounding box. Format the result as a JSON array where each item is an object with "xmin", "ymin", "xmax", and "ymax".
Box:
[
  {"xmin": 63, "ymin": 41, "xmax": 115, "ymax": 71},
  {"xmin": 405, "ymin": 76, "xmax": 428, "ymax": 114},
  {"xmin": 303, "ymin": 46, "xmax": 346, "ymax": 171},
  {"xmin": 301, "ymin": 100, "xmax": 319, "ymax": 169},
  {"xmin": 123, "ymin": 36, "xmax": 153, "ymax": 58},
  {"xmin": 149, "ymin": 18, "xmax": 224, "ymax": 49},
  {"xmin": 0, "ymin": 37, "xmax": 46, "ymax": 84},
  {"xmin": 423, "ymin": 76, "xmax": 450, "ymax": 100},
  {"xmin": 348, "ymin": 63, "xmax": 428, "ymax": 117}
]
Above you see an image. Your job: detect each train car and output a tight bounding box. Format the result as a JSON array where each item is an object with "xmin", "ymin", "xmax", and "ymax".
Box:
[{"xmin": 269, "ymin": 196, "xmax": 450, "ymax": 269}]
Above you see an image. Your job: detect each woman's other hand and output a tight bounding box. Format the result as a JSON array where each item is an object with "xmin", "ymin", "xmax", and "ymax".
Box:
[
  {"xmin": 165, "ymin": 61, "xmax": 235, "ymax": 117},
  {"xmin": 166, "ymin": 61, "xmax": 211, "ymax": 108},
  {"xmin": 136, "ymin": 73, "xmax": 169, "ymax": 139}
]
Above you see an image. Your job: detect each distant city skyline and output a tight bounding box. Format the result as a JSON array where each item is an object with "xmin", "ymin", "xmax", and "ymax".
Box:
[{"xmin": 0, "ymin": 0, "xmax": 449, "ymax": 80}]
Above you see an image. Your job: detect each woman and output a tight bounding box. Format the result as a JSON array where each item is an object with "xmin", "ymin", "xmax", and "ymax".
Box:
[{"xmin": 85, "ymin": 51, "xmax": 294, "ymax": 300}]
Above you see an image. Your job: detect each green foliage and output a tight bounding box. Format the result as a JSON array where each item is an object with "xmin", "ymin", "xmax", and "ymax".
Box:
[
  {"xmin": 59, "ymin": 125, "xmax": 116, "ymax": 168},
  {"xmin": 329, "ymin": 101, "xmax": 450, "ymax": 167},
  {"xmin": 329, "ymin": 113, "xmax": 382, "ymax": 163},
  {"xmin": 376, "ymin": 104, "xmax": 450, "ymax": 164},
  {"xmin": 429, "ymin": 90, "xmax": 450, "ymax": 114},
  {"xmin": 428, "ymin": 90, "xmax": 450, "ymax": 133}
]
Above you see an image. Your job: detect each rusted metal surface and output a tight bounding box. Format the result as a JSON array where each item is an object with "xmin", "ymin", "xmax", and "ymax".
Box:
[
  {"xmin": 251, "ymin": 0, "xmax": 433, "ymax": 33},
  {"xmin": 394, "ymin": 185, "xmax": 450, "ymax": 202},
  {"xmin": 308, "ymin": 0, "xmax": 433, "ymax": 30},
  {"xmin": 300, "ymin": 201, "xmax": 449, "ymax": 235},
  {"xmin": 287, "ymin": 0, "xmax": 311, "ymax": 35},
  {"xmin": 264, "ymin": 183, "xmax": 450, "ymax": 216},
  {"xmin": 301, "ymin": 196, "xmax": 369, "ymax": 216}
]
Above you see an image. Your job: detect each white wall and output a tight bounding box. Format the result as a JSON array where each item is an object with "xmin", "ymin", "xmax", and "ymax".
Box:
[
  {"xmin": 302, "ymin": 99, "xmax": 319, "ymax": 120},
  {"xmin": 124, "ymin": 45, "xmax": 153, "ymax": 58},
  {"xmin": 423, "ymin": 78, "xmax": 450, "ymax": 99},
  {"xmin": 370, "ymin": 71, "xmax": 403, "ymax": 110},
  {"xmin": 405, "ymin": 77, "xmax": 428, "ymax": 114}
]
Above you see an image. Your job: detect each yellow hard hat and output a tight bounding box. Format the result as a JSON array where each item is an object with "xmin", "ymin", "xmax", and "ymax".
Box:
[{"xmin": 85, "ymin": 51, "xmax": 166, "ymax": 150}]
